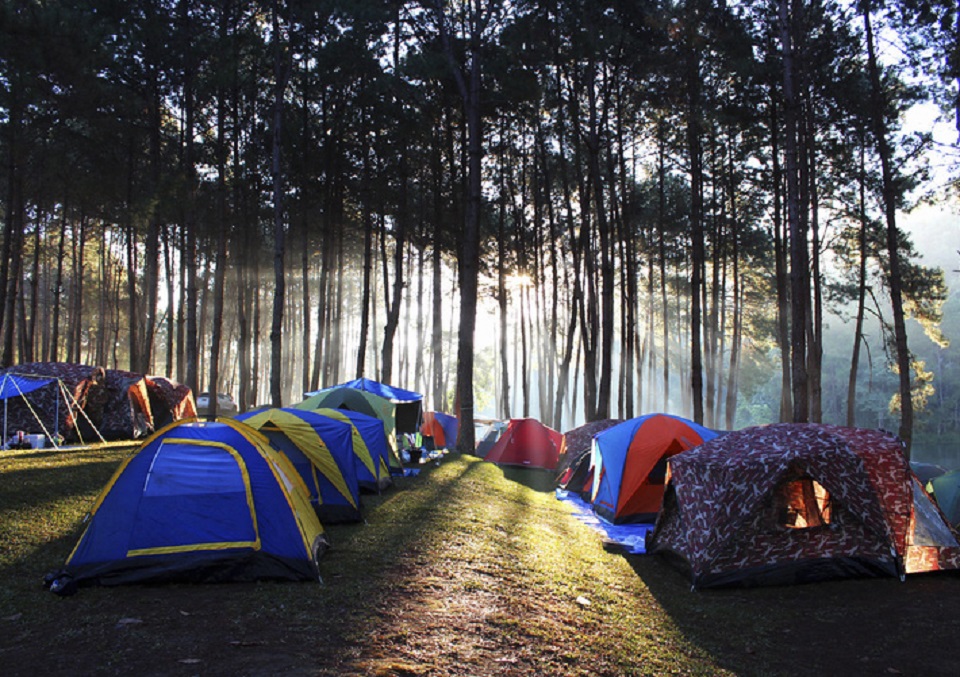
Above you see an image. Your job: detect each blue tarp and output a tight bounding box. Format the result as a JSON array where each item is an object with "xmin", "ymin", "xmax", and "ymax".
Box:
[
  {"xmin": 555, "ymin": 488, "xmax": 653, "ymax": 555},
  {"xmin": 0, "ymin": 374, "xmax": 56, "ymax": 400},
  {"xmin": 308, "ymin": 377, "xmax": 423, "ymax": 403}
]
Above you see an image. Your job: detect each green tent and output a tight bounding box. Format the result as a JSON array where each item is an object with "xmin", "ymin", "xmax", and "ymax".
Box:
[
  {"xmin": 930, "ymin": 470, "xmax": 960, "ymax": 528},
  {"xmin": 295, "ymin": 387, "xmax": 387, "ymax": 421},
  {"xmin": 294, "ymin": 386, "xmax": 403, "ymax": 474}
]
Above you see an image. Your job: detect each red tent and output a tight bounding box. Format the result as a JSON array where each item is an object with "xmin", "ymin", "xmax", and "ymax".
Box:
[{"xmin": 484, "ymin": 418, "xmax": 565, "ymax": 470}]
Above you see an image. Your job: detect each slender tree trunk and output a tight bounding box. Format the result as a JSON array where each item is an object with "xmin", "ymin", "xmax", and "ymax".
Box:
[
  {"xmin": 432, "ymin": 215, "xmax": 444, "ymax": 409},
  {"xmin": 725, "ymin": 145, "xmax": 742, "ymax": 431},
  {"xmin": 805, "ymin": 105, "xmax": 824, "ymax": 422},
  {"xmin": 686, "ymin": 41, "xmax": 705, "ymax": 425},
  {"xmin": 142, "ymin": 69, "xmax": 163, "ymax": 377},
  {"xmin": 770, "ymin": 99, "xmax": 793, "ymax": 421},
  {"xmin": 356, "ymin": 119, "xmax": 374, "ymax": 379},
  {"xmin": 208, "ymin": 18, "xmax": 230, "ymax": 417},
  {"xmin": 585, "ymin": 58, "xmax": 614, "ymax": 420},
  {"xmin": 164, "ymin": 226, "xmax": 175, "ymax": 378},
  {"xmin": 780, "ymin": 0, "xmax": 809, "ymax": 423},
  {"xmin": 0, "ymin": 88, "xmax": 20, "ymax": 357},
  {"xmin": 656, "ymin": 126, "xmax": 671, "ymax": 410},
  {"xmin": 435, "ymin": 0, "xmax": 486, "ymax": 451},
  {"xmin": 50, "ymin": 207, "xmax": 68, "ymax": 362},
  {"xmin": 381, "ymin": 147, "xmax": 407, "ymax": 385},
  {"xmin": 847, "ymin": 141, "xmax": 869, "ymax": 428},
  {"xmin": 1, "ymin": 176, "xmax": 24, "ymax": 367},
  {"xmin": 863, "ymin": 5, "xmax": 913, "ymax": 456},
  {"xmin": 269, "ymin": 0, "xmax": 289, "ymax": 407},
  {"xmin": 497, "ymin": 143, "xmax": 511, "ymax": 418},
  {"xmin": 25, "ymin": 217, "xmax": 42, "ymax": 363},
  {"xmin": 181, "ymin": 0, "xmax": 200, "ymax": 395}
]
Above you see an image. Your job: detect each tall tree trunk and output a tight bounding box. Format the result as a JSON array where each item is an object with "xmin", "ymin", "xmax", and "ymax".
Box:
[
  {"xmin": 804, "ymin": 100, "xmax": 823, "ymax": 422},
  {"xmin": 25, "ymin": 217, "xmax": 42, "ymax": 363},
  {"xmin": 686, "ymin": 41, "xmax": 705, "ymax": 425},
  {"xmin": 356, "ymin": 119, "xmax": 374, "ymax": 379},
  {"xmin": 724, "ymin": 145, "xmax": 742, "ymax": 431},
  {"xmin": 459, "ymin": 2, "xmax": 484, "ymax": 451},
  {"xmin": 208, "ymin": 15, "xmax": 230, "ymax": 417},
  {"xmin": 497, "ymin": 145, "xmax": 511, "ymax": 418},
  {"xmin": 381, "ymin": 147, "xmax": 407, "ymax": 385},
  {"xmin": 1, "ymin": 175, "xmax": 24, "ymax": 367},
  {"xmin": 181, "ymin": 1, "xmax": 200, "ymax": 395},
  {"xmin": 656, "ymin": 125, "xmax": 671, "ymax": 411},
  {"xmin": 847, "ymin": 141, "xmax": 869, "ymax": 428},
  {"xmin": 780, "ymin": 0, "xmax": 809, "ymax": 423},
  {"xmin": 863, "ymin": 5, "xmax": 913, "ymax": 456},
  {"xmin": 269, "ymin": 0, "xmax": 289, "ymax": 407},
  {"xmin": 432, "ymin": 214, "xmax": 444, "ymax": 409},
  {"xmin": 50, "ymin": 207, "xmax": 68, "ymax": 362},
  {"xmin": 142, "ymin": 69, "xmax": 163, "ymax": 377},
  {"xmin": 585, "ymin": 58, "xmax": 614, "ymax": 420},
  {"xmin": 163, "ymin": 225, "xmax": 175, "ymax": 377},
  {"xmin": 770, "ymin": 98, "xmax": 793, "ymax": 421}
]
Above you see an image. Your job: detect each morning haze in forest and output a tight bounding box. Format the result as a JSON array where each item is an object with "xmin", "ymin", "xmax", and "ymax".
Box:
[{"xmin": 1, "ymin": 0, "xmax": 958, "ymax": 463}]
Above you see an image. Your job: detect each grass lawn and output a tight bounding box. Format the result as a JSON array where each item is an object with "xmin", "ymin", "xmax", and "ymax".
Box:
[{"xmin": 1, "ymin": 445, "xmax": 958, "ymax": 676}]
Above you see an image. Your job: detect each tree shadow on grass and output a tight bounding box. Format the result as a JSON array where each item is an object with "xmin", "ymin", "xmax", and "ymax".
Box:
[
  {"xmin": 0, "ymin": 460, "xmax": 120, "ymax": 512},
  {"xmin": 621, "ymin": 550, "xmax": 960, "ymax": 677},
  {"xmin": 1, "ymin": 456, "xmax": 498, "ymax": 677},
  {"xmin": 495, "ymin": 465, "xmax": 557, "ymax": 493}
]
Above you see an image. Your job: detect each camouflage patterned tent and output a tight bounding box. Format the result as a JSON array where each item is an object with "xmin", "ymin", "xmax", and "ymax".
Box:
[
  {"xmin": 1, "ymin": 363, "xmax": 196, "ymax": 445},
  {"xmin": 555, "ymin": 419, "xmax": 622, "ymax": 485},
  {"xmin": 647, "ymin": 423, "xmax": 960, "ymax": 589},
  {"xmin": 145, "ymin": 377, "xmax": 197, "ymax": 428},
  {"xmin": 0, "ymin": 363, "xmax": 103, "ymax": 443},
  {"xmin": 79, "ymin": 369, "xmax": 155, "ymax": 441}
]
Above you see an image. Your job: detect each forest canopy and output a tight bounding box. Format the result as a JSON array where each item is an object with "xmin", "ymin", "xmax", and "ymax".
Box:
[{"xmin": 1, "ymin": 0, "xmax": 958, "ymax": 460}]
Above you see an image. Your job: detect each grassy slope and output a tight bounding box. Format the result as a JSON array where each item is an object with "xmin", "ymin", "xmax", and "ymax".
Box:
[{"xmin": 1, "ymin": 448, "xmax": 958, "ymax": 676}]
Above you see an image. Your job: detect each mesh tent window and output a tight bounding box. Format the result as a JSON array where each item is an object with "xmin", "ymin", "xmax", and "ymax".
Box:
[{"xmin": 772, "ymin": 476, "xmax": 833, "ymax": 529}]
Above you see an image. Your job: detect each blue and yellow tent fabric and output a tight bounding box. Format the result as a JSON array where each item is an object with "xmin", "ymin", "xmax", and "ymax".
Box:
[
  {"xmin": 312, "ymin": 407, "xmax": 392, "ymax": 491},
  {"xmin": 236, "ymin": 408, "xmax": 362, "ymax": 524},
  {"xmin": 592, "ymin": 413, "xmax": 719, "ymax": 524},
  {"xmin": 58, "ymin": 418, "xmax": 326, "ymax": 588}
]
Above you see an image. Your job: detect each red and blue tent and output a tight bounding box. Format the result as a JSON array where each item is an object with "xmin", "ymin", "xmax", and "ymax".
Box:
[
  {"xmin": 592, "ymin": 413, "xmax": 719, "ymax": 524},
  {"xmin": 421, "ymin": 411, "xmax": 459, "ymax": 449}
]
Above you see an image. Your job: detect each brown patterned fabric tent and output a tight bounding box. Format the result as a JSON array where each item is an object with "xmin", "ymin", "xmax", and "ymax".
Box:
[
  {"xmin": 555, "ymin": 419, "xmax": 622, "ymax": 486},
  {"xmin": 1, "ymin": 363, "xmax": 196, "ymax": 444},
  {"xmin": 647, "ymin": 423, "xmax": 960, "ymax": 589},
  {"xmin": 145, "ymin": 377, "xmax": 197, "ymax": 427},
  {"xmin": 80, "ymin": 369, "xmax": 154, "ymax": 440},
  {"xmin": 0, "ymin": 363, "xmax": 103, "ymax": 443}
]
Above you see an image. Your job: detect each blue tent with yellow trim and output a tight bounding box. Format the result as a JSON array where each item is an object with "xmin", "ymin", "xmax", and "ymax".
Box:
[
  {"xmin": 51, "ymin": 419, "xmax": 327, "ymax": 590},
  {"xmin": 236, "ymin": 408, "xmax": 362, "ymax": 524},
  {"xmin": 313, "ymin": 407, "xmax": 392, "ymax": 491}
]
